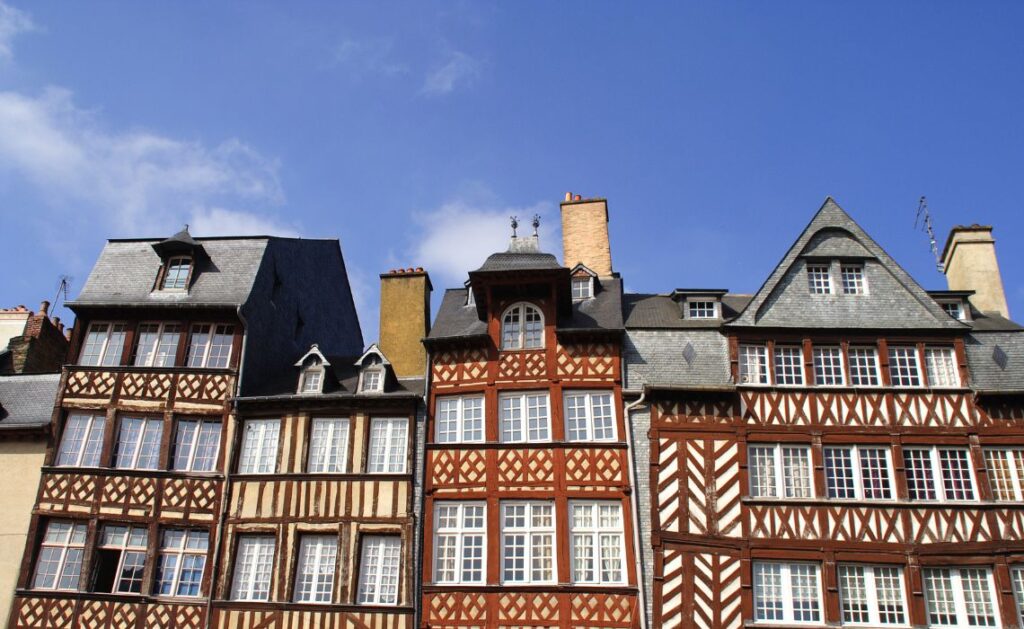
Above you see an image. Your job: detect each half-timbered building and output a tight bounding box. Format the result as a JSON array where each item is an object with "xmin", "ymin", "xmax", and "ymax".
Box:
[{"xmin": 632, "ymin": 198, "xmax": 1024, "ymax": 629}]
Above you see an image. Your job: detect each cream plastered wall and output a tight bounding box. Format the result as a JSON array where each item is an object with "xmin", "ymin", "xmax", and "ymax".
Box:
[{"xmin": 0, "ymin": 439, "xmax": 46, "ymax": 625}]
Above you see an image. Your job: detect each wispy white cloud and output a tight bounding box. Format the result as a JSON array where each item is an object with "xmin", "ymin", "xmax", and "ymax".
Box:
[
  {"xmin": 0, "ymin": 0, "xmax": 34, "ymax": 61},
  {"xmin": 421, "ymin": 50, "xmax": 481, "ymax": 95},
  {"xmin": 188, "ymin": 207, "xmax": 298, "ymax": 237},
  {"xmin": 331, "ymin": 37, "xmax": 408, "ymax": 78}
]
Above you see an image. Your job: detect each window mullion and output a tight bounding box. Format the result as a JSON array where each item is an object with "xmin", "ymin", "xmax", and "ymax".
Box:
[
  {"xmin": 1012, "ymin": 451, "xmax": 1024, "ymax": 502},
  {"xmin": 864, "ymin": 567, "xmax": 880, "ymax": 625},
  {"xmin": 932, "ymin": 448, "xmax": 945, "ymax": 501},
  {"xmin": 951, "ymin": 570, "xmax": 967, "ymax": 626},
  {"xmin": 775, "ymin": 445, "xmax": 785, "ymax": 498},
  {"xmin": 852, "ymin": 446, "xmax": 865, "ymax": 500},
  {"xmin": 781, "ymin": 563, "xmax": 793, "ymax": 622}
]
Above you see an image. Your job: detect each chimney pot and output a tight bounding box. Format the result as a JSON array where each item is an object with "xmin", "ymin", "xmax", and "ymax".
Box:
[
  {"xmin": 416, "ymin": 267, "xmax": 423, "ymax": 272},
  {"xmin": 564, "ymin": 192, "xmax": 572, "ymax": 202},
  {"xmin": 574, "ymin": 194, "xmax": 582, "ymax": 201},
  {"xmin": 39, "ymin": 300, "xmax": 50, "ymax": 316}
]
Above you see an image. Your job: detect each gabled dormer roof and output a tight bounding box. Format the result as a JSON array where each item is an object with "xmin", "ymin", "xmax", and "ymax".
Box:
[
  {"xmin": 354, "ymin": 343, "xmax": 391, "ymax": 367},
  {"xmin": 294, "ymin": 344, "xmax": 331, "ymax": 367},
  {"xmin": 151, "ymin": 227, "xmax": 206, "ymax": 259},
  {"xmin": 570, "ymin": 263, "xmax": 598, "ymax": 278},
  {"xmin": 728, "ymin": 197, "xmax": 967, "ymax": 330}
]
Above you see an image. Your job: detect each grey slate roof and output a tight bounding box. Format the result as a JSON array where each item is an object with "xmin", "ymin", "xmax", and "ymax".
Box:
[
  {"xmin": 965, "ymin": 331, "xmax": 1024, "ymax": 393},
  {"xmin": 623, "ymin": 329, "xmax": 732, "ymax": 391},
  {"xmin": 238, "ymin": 351, "xmax": 425, "ymax": 401},
  {"xmin": 622, "ymin": 293, "xmax": 751, "ymax": 328},
  {"xmin": 426, "ymin": 289, "xmax": 489, "ymax": 341},
  {"xmin": 473, "ymin": 252, "xmax": 563, "ymax": 273},
  {"xmin": 0, "ymin": 373, "xmax": 60, "ymax": 431}
]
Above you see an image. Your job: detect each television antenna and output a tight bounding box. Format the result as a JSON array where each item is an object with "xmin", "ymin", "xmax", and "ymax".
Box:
[
  {"xmin": 53, "ymin": 275, "xmax": 72, "ymax": 312},
  {"xmin": 914, "ymin": 196, "xmax": 943, "ymax": 272}
]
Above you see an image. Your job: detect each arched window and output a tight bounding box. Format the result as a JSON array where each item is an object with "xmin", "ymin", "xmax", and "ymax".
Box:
[{"xmin": 501, "ymin": 303, "xmax": 544, "ymax": 350}]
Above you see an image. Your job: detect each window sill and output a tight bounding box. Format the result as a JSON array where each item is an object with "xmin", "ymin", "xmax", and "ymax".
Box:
[
  {"xmin": 42, "ymin": 466, "xmax": 225, "ymax": 480},
  {"xmin": 742, "ymin": 497, "xmax": 1001, "ymax": 509}
]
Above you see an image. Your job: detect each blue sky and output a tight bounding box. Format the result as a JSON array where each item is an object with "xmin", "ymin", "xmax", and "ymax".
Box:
[{"xmin": 1, "ymin": 2, "xmax": 1022, "ymax": 343}]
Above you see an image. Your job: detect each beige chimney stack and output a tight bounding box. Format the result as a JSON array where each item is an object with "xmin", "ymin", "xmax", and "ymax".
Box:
[
  {"xmin": 560, "ymin": 193, "xmax": 613, "ymax": 277},
  {"xmin": 378, "ymin": 268, "xmax": 432, "ymax": 378},
  {"xmin": 941, "ymin": 225, "xmax": 1010, "ymax": 318}
]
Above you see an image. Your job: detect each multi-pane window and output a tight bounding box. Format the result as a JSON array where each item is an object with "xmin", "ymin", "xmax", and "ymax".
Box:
[
  {"xmin": 837, "ymin": 564, "xmax": 907, "ymax": 626},
  {"xmin": 807, "ymin": 264, "xmax": 833, "ymax": 294},
  {"xmin": 841, "ymin": 264, "xmax": 866, "ymax": 294},
  {"xmin": 172, "ymin": 419, "xmax": 221, "ymax": 472},
  {"xmin": 500, "ymin": 392, "xmax": 551, "ymax": 443},
  {"xmin": 904, "ymin": 447, "xmax": 976, "ymax": 501},
  {"xmin": 162, "ymin": 256, "xmax": 192, "ymax": 290},
  {"xmin": 307, "ymin": 418, "xmax": 350, "ymax": 473},
  {"xmin": 155, "ymin": 529, "xmax": 208, "ymax": 597},
  {"xmin": 433, "ymin": 502, "xmax": 486, "ymax": 584},
  {"xmin": 80, "ymin": 322, "xmax": 127, "ymax": 366},
  {"xmin": 825, "ymin": 445, "xmax": 894, "ymax": 500},
  {"xmin": 688, "ymin": 301, "xmax": 716, "ymax": 318},
  {"xmin": 114, "ymin": 417, "xmax": 163, "ymax": 470},
  {"xmin": 1011, "ymin": 566, "xmax": 1024, "ymax": 627},
  {"xmin": 774, "ymin": 346, "xmax": 804, "ymax": 385},
  {"xmin": 753, "ymin": 561, "xmax": 822, "ymax": 623},
  {"xmin": 888, "ymin": 347, "xmax": 922, "ymax": 387},
  {"xmin": 748, "ymin": 444, "xmax": 814, "ymax": 498},
  {"xmin": 942, "ymin": 301, "xmax": 965, "ymax": 320},
  {"xmin": 922, "ymin": 567, "xmax": 997, "ymax": 627},
  {"xmin": 982, "ymin": 448, "xmax": 1024, "ymax": 501},
  {"xmin": 231, "ymin": 535, "xmax": 276, "ymax": 601},
  {"xmin": 300, "ymin": 370, "xmax": 322, "ymax": 393},
  {"xmin": 436, "ymin": 395, "xmax": 484, "ymax": 443},
  {"xmin": 357, "ymin": 536, "xmax": 401, "ymax": 605},
  {"xmin": 56, "ymin": 414, "xmax": 105, "ymax": 467},
  {"xmin": 740, "ymin": 344, "xmax": 769, "ymax": 385},
  {"xmin": 33, "ymin": 521, "xmax": 87, "ymax": 590},
  {"xmin": 848, "ymin": 347, "xmax": 881, "ymax": 386},
  {"xmin": 571, "ymin": 277, "xmax": 593, "ymax": 300},
  {"xmin": 93, "ymin": 525, "xmax": 148, "ymax": 594},
  {"xmin": 564, "ymin": 391, "xmax": 615, "ymax": 441},
  {"xmin": 814, "ymin": 347, "xmax": 845, "ymax": 385},
  {"xmin": 501, "ymin": 502, "xmax": 555, "ymax": 584},
  {"xmin": 925, "ymin": 347, "xmax": 960, "ymax": 387},
  {"xmin": 360, "ymin": 369, "xmax": 383, "ymax": 393},
  {"xmin": 501, "ymin": 303, "xmax": 544, "ymax": 350},
  {"xmin": 186, "ymin": 324, "xmax": 233, "ymax": 368},
  {"xmin": 238, "ymin": 419, "xmax": 280, "ymax": 474},
  {"xmin": 368, "ymin": 418, "xmax": 408, "ymax": 473},
  {"xmin": 569, "ymin": 501, "xmax": 625, "ymax": 585},
  {"xmin": 294, "ymin": 535, "xmax": 337, "ymax": 603},
  {"xmin": 133, "ymin": 323, "xmax": 181, "ymax": 367}
]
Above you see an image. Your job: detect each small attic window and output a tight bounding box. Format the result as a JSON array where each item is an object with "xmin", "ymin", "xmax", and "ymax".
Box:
[
  {"xmin": 466, "ymin": 286, "xmax": 475, "ymax": 307},
  {"xmin": 941, "ymin": 301, "xmax": 966, "ymax": 321},
  {"xmin": 295, "ymin": 344, "xmax": 329, "ymax": 395},
  {"xmin": 687, "ymin": 301, "xmax": 717, "ymax": 319},
  {"xmin": 161, "ymin": 256, "xmax": 192, "ymax": 290},
  {"xmin": 300, "ymin": 370, "xmax": 323, "ymax": 394},
  {"xmin": 359, "ymin": 353, "xmax": 385, "ymax": 394},
  {"xmin": 571, "ymin": 277, "xmax": 594, "ymax": 301},
  {"xmin": 807, "ymin": 264, "xmax": 833, "ymax": 294}
]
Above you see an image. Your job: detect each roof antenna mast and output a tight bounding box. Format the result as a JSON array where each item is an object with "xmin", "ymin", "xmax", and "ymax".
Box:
[
  {"xmin": 53, "ymin": 275, "xmax": 72, "ymax": 312},
  {"xmin": 914, "ymin": 196, "xmax": 943, "ymax": 272}
]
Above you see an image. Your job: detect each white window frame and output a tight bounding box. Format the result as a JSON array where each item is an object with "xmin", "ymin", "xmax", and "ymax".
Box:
[
  {"xmin": 1011, "ymin": 566, "xmax": 1024, "ymax": 627},
  {"xmin": 563, "ymin": 390, "xmax": 616, "ymax": 442},
  {"xmin": 924, "ymin": 347, "xmax": 960, "ymax": 388},
  {"xmin": 887, "ymin": 346, "xmax": 922, "ymax": 387},
  {"xmin": 32, "ymin": 521, "xmax": 87, "ymax": 591},
  {"xmin": 307, "ymin": 418, "xmax": 350, "ymax": 473},
  {"xmin": 359, "ymin": 368, "xmax": 384, "ymax": 394},
  {"xmin": 774, "ymin": 345, "xmax": 805, "ymax": 386},
  {"xmin": 367, "ymin": 417, "xmax": 408, "ymax": 474},
  {"xmin": 433, "ymin": 501, "xmax": 486, "ymax": 584},
  {"xmin": 172, "ymin": 418, "xmax": 221, "ymax": 473},
  {"xmin": 299, "ymin": 368, "xmax": 323, "ymax": 394},
  {"xmin": 753, "ymin": 561, "xmax": 823, "ymax": 624},
  {"xmin": 231, "ymin": 535, "xmax": 276, "ymax": 601},
  {"xmin": 357, "ymin": 535, "xmax": 402, "ymax": 605},
  {"xmin": 740, "ymin": 344, "xmax": 770, "ymax": 385},
  {"xmin": 114, "ymin": 416, "xmax": 163, "ymax": 470},
  {"xmin": 841, "ymin": 264, "xmax": 867, "ymax": 295},
  {"xmin": 501, "ymin": 302, "xmax": 544, "ymax": 350},
  {"xmin": 922, "ymin": 567, "xmax": 998, "ymax": 628},
  {"xmin": 807, "ymin": 264, "xmax": 833, "ymax": 295},
  {"xmin": 294, "ymin": 534, "xmax": 338, "ymax": 603},
  {"xmin": 435, "ymin": 395, "xmax": 484, "ymax": 444},
  {"xmin": 161, "ymin": 256, "xmax": 192, "ymax": 290},
  {"xmin": 186, "ymin": 323, "xmax": 234, "ymax": 369},
  {"xmin": 155, "ymin": 528, "xmax": 208, "ymax": 598},
  {"xmin": 748, "ymin": 444, "xmax": 814, "ymax": 499},
  {"xmin": 687, "ymin": 300, "xmax": 718, "ymax": 319},
  {"xmin": 56, "ymin": 413, "xmax": 106, "ymax": 467},
  {"xmin": 238, "ymin": 419, "xmax": 280, "ymax": 474},
  {"xmin": 848, "ymin": 347, "xmax": 882, "ymax": 387},
  {"xmin": 569, "ymin": 500, "xmax": 626, "ymax": 585},
  {"xmin": 941, "ymin": 301, "xmax": 965, "ymax": 320},
  {"xmin": 837, "ymin": 564, "xmax": 908, "ymax": 626},
  {"xmin": 97, "ymin": 524, "xmax": 149, "ymax": 594},
  {"xmin": 499, "ymin": 391, "xmax": 551, "ymax": 443},
  {"xmin": 500, "ymin": 501, "xmax": 556, "ymax": 585},
  {"xmin": 571, "ymin": 276, "xmax": 594, "ymax": 300},
  {"xmin": 824, "ymin": 445, "xmax": 895, "ymax": 500},
  {"xmin": 133, "ymin": 322, "xmax": 182, "ymax": 368},
  {"xmin": 903, "ymin": 446, "xmax": 977, "ymax": 502},
  {"xmin": 982, "ymin": 448, "xmax": 1024, "ymax": 501},
  {"xmin": 80, "ymin": 322, "xmax": 128, "ymax": 366},
  {"xmin": 813, "ymin": 346, "xmax": 845, "ymax": 386}
]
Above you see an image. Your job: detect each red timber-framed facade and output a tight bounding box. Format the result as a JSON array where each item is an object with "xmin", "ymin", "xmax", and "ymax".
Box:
[
  {"xmin": 643, "ymin": 199, "xmax": 1024, "ymax": 629},
  {"xmin": 421, "ymin": 219, "xmax": 641, "ymax": 629}
]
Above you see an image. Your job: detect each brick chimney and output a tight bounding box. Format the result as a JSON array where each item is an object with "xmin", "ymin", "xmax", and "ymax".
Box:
[
  {"xmin": 0, "ymin": 301, "xmax": 70, "ymax": 374},
  {"xmin": 378, "ymin": 268, "xmax": 432, "ymax": 378},
  {"xmin": 561, "ymin": 192, "xmax": 613, "ymax": 277},
  {"xmin": 941, "ymin": 225, "xmax": 1010, "ymax": 318}
]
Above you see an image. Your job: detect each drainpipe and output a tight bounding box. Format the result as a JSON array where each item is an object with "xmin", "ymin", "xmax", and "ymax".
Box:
[
  {"xmin": 415, "ymin": 346, "xmax": 431, "ymax": 629},
  {"xmin": 623, "ymin": 388, "xmax": 649, "ymax": 629}
]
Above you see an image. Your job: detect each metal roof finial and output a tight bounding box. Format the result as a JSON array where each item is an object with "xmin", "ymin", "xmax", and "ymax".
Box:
[
  {"xmin": 532, "ymin": 214, "xmax": 540, "ymax": 237},
  {"xmin": 510, "ymin": 215, "xmax": 519, "ymax": 237}
]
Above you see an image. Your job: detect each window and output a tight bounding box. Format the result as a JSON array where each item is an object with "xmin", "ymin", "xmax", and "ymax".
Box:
[
  {"xmin": 825, "ymin": 445, "xmax": 893, "ymax": 500},
  {"xmin": 753, "ymin": 562, "xmax": 822, "ymax": 624},
  {"xmin": 564, "ymin": 391, "xmax": 615, "ymax": 441},
  {"xmin": 904, "ymin": 447, "xmax": 976, "ymax": 501},
  {"xmin": 925, "ymin": 347, "xmax": 960, "ymax": 387},
  {"xmin": 807, "ymin": 264, "xmax": 833, "ymax": 294},
  {"xmin": 56, "ymin": 414, "xmax": 105, "ymax": 467},
  {"xmin": 501, "ymin": 303, "xmax": 544, "ymax": 350},
  {"xmin": 501, "ymin": 502, "xmax": 555, "ymax": 584},
  {"xmin": 114, "ymin": 417, "xmax": 163, "ymax": 470},
  {"xmin": 300, "ymin": 370, "xmax": 322, "ymax": 394},
  {"xmin": 571, "ymin": 277, "xmax": 593, "ymax": 300},
  {"xmin": 357, "ymin": 536, "xmax": 401, "ymax": 605},
  {"xmin": 186, "ymin": 324, "xmax": 233, "ymax": 369},
  {"xmin": 838, "ymin": 564, "xmax": 907, "ymax": 626},
  {"xmin": 436, "ymin": 395, "xmax": 484, "ymax": 443},
  {"xmin": 688, "ymin": 301, "xmax": 717, "ymax": 319},
  {"xmin": 93, "ymin": 525, "xmax": 148, "ymax": 594},
  {"xmin": 814, "ymin": 347, "xmax": 845, "ymax": 385},
  {"xmin": 774, "ymin": 346, "xmax": 804, "ymax": 385},
  {"xmin": 841, "ymin": 264, "xmax": 866, "ymax": 295},
  {"xmin": 238, "ymin": 419, "xmax": 280, "ymax": 474},
  {"xmin": 231, "ymin": 535, "xmax": 275, "ymax": 601},
  {"xmin": 367, "ymin": 417, "xmax": 408, "ymax": 473},
  {"xmin": 162, "ymin": 256, "xmax": 192, "ymax": 290},
  {"xmin": 1011, "ymin": 567, "xmax": 1024, "ymax": 627},
  {"xmin": 849, "ymin": 347, "xmax": 881, "ymax": 386},
  {"xmin": 922, "ymin": 567, "xmax": 997, "ymax": 627},
  {"xmin": 500, "ymin": 392, "xmax": 551, "ymax": 443},
  {"xmin": 433, "ymin": 502, "xmax": 485, "ymax": 584},
  {"xmin": 294, "ymin": 535, "xmax": 337, "ymax": 603},
  {"xmin": 32, "ymin": 521, "xmax": 87, "ymax": 590},
  {"xmin": 133, "ymin": 323, "xmax": 181, "ymax": 367},
  {"xmin": 740, "ymin": 344, "xmax": 769, "ymax": 385},
  {"xmin": 155, "ymin": 529, "xmax": 208, "ymax": 597},
  {"xmin": 888, "ymin": 347, "xmax": 921, "ymax": 387},
  {"xmin": 748, "ymin": 444, "xmax": 813, "ymax": 498},
  {"xmin": 307, "ymin": 418, "xmax": 350, "ymax": 473},
  {"xmin": 942, "ymin": 301, "xmax": 965, "ymax": 320},
  {"xmin": 982, "ymin": 448, "xmax": 1024, "ymax": 501},
  {"xmin": 80, "ymin": 322, "xmax": 127, "ymax": 366},
  {"xmin": 360, "ymin": 369, "xmax": 383, "ymax": 393},
  {"xmin": 172, "ymin": 419, "xmax": 221, "ymax": 472},
  {"xmin": 570, "ymin": 501, "xmax": 625, "ymax": 584}
]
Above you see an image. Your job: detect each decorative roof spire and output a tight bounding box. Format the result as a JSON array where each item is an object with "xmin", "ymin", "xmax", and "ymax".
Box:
[
  {"xmin": 532, "ymin": 214, "xmax": 540, "ymax": 237},
  {"xmin": 510, "ymin": 216, "xmax": 519, "ymax": 238}
]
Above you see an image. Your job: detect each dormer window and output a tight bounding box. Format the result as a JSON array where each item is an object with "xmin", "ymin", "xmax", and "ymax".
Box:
[
  {"xmin": 942, "ymin": 302, "xmax": 963, "ymax": 319},
  {"xmin": 301, "ymin": 370, "xmax": 322, "ymax": 394},
  {"xmin": 501, "ymin": 302, "xmax": 544, "ymax": 350},
  {"xmin": 571, "ymin": 277, "xmax": 593, "ymax": 301},
  {"xmin": 360, "ymin": 369, "xmax": 383, "ymax": 393},
  {"xmin": 294, "ymin": 344, "xmax": 329, "ymax": 395},
  {"xmin": 688, "ymin": 301, "xmax": 717, "ymax": 319},
  {"xmin": 840, "ymin": 264, "xmax": 866, "ymax": 294},
  {"xmin": 162, "ymin": 256, "xmax": 192, "ymax": 290},
  {"xmin": 807, "ymin": 264, "xmax": 833, "ymax": 294}
]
